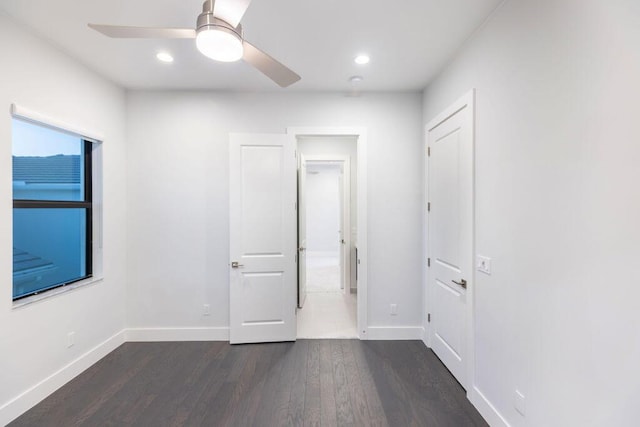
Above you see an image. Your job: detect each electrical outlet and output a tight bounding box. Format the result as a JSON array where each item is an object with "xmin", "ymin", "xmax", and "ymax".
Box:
[
  {"xmin": 67, "ymin": 332, "xmax": 75, "ymax": 348},
  {"xmin": 203, "ymin": 304, "xmax": 210, "ymax": 316},
  {"xmin": 390, "ymin": 304, "xmax": 397, "ymax": 316},
  {"xmin": 514, "ymin": 390, "xmax": 526, "ymax": 416},
  {"xmin": 477, "ymin": 255, "xmax": 492, "ymax": 275}
]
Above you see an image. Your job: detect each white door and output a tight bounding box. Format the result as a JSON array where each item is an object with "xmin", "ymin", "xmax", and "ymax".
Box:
[
  {"xmin": 229, "ymin": 133, "xmax": 297, "ymax": 344},
  {"xmin": 297, "ymin": 154, "xmax": 307, "ymax": 308},
  {"xmin": 427, "ymin": 93, "xmax": 474, "ymax": 387}
]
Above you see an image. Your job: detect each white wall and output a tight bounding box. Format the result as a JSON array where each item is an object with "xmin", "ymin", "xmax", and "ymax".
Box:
[
  {"xmin": 126, "ymin": 91, "xmax": 423, "ymax": 331},
  {"xmin": 0, "ymin": 11, "xmax": 127, "ymax": 425},
  {"xmin": 422, "ymin": 0, "xmax": 640, "ymax": 425},
  {"xmin": 305, "ymin": 164, "xmax": 341, "ymax": 254}
]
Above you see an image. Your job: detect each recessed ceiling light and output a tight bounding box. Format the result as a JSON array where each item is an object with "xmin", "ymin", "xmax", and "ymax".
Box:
[
  {"xmin": 354, "ymin": 54, "xmax": 370, "ymax": 65},
  {"xmin": 156, "ymin": 52, "xmax": 174, "ymax": 63}
]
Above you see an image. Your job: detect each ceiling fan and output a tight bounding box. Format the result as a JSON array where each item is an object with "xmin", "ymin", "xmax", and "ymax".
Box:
[{"xmin": 88, "ymin": 0, "xmax": 301, "ymax": 87}]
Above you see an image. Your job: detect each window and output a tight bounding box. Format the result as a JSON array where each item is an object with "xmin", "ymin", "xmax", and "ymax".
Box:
[{"xmin": 12, "ymin": 118, "xmax": 95, "ymax": 301}]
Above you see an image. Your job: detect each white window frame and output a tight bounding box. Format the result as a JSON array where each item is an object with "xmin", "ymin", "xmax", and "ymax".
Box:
[{"xmin": 11, "ymin": 104, "xmax": 104, "ymax": 308}]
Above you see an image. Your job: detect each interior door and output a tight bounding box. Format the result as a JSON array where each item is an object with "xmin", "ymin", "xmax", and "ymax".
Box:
[
  {"xmin": 229, "ymin": 133, "xmax": 297, "ymax": 344},
  {"xmin": 427, "ymin": 99, "xmax": 473, "ymax": 387},
  {"xmin": 297, "ymin": 154, "xmax": 307, "ymax": 308}
]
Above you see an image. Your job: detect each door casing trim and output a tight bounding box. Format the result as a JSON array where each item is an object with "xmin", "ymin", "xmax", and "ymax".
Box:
[{"xmin": 287, "ymin": 127, "xmax": 368, "ymax": 339}]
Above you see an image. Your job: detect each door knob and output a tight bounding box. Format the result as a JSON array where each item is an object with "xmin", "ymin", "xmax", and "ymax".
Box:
[
  {"xmin": 231, "ymin": 261, "xmax": 244, "ymax": 268},
  {"xmin": 452, "ymin": 279, "xmax": 467, "ymax": 289},
  {"xmin": 298, "ymin": 246, "xmax": 306, "ymax": 252}
]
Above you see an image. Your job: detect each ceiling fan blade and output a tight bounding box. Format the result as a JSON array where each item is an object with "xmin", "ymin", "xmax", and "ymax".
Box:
[
  {"xmin": 213, "ymin": 0, "xmax": 252, "ymax": 28},
  {"xmin": 243, "ymin": 40, "xmax": 301, "ymax": 88},
  {"xmin": 88, "ymin": 24, "xmax": 196, "ymax": 39}
]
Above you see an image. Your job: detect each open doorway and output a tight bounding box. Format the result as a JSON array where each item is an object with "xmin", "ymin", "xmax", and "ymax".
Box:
[
  {"xmin": 296, "ymin": 136, "xmax": 358, "ymax": 338},
  {"xmin": 305, "ymin": 161, "xmax": 344, "ymax": 292}
]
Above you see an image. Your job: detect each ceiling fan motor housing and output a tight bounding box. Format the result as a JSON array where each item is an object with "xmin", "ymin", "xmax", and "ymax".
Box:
[
  {"xmin": 195, "ymin": 0, "xmax": 244, "ymax": 63},
  {"xmin": 196, "ymin": 7, "xmax": 243, "ymax": 40}
]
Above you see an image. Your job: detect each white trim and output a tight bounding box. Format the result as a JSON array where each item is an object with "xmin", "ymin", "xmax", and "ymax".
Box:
[
  {"xmin": 11, "ymin": 130, "xmax": 104, "ymax": 308},
  {"xmin": 10, "ymin": 103, "xmax": 105, "ymax": 142},
  {"xmin": 125, "ymin": 327, "xmax": 230, "ymax": 342},
  {"xmin": 0, "ymin": 330, "xmax": 125, "ymax": 426},
  {"xmin": 469, "ymin": 386, "xmax": 511, "ymax": 427},
  {"xmin": 366, "ymin": 326, "xmax": 425, "ymax": 340},
  {"xmin": 12, "ymin": 277, "xmax": 104, "ymax": 309},
  {"xmin": 424, "ymin": 89, "xmax": 476, "ymax": 387},
  {"xmin": 287, "ymin": 127, "xmax": 368, "ymax": 339}
]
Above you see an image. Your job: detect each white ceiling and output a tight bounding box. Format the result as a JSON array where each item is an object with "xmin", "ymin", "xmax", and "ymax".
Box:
[{"xmin": 0, "ymin": 0, "xmax": 503, "ymax": 91}]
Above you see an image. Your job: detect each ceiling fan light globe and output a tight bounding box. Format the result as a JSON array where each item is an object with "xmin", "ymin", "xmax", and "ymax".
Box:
[{"xmin": 196, "ymin": 27, "xmax": 243, "ymax": 62}]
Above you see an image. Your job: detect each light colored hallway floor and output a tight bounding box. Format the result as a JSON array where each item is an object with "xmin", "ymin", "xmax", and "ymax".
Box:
[
  {"xmin": 306, "ymin": 253, "xmax": 341, "ymax": 293},
  {"xmin": 297, "ymin": 291, "xmax": 357, "ymax": 338}
]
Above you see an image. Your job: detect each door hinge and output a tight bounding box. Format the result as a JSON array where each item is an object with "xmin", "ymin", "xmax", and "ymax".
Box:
[
  {"xmin": 427, "ymin": 146, "xmax": 431, "ymax": 156},
  {"xmin": 427, "ymin": 313, "xmax": 431, "ymax": 323},
  {"xmin": 427, "ymin": 258, "xmax": 431, "ymax": 267},
  {"xmin": 295, "ymin": 253, "xmax": 297, "ymax": 263},
  {"xmin": 427, "ymin": 202, "xmax": 431, "ymax": 212},
  {"xmin": 295, "ymin": 202, "xmax": 297, "ymax": 210}
]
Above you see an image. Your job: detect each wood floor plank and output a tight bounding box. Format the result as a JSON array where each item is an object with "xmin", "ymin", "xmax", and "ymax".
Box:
[
  {"xmin": 10, "ymin": 340, "xmax": 488, "ymax": 427},
  {"xmin": 348, "ymin": 340, "xmax": 389, "ymax": 427},
  {"xmin": 183, "ymin": 343, "xmax": 242, "ymax": 426},
  {"xmin": 13, "ymin": 343, "xmax": 147, "ymax": 426},
  {"xmin": 166, "ymin": 341, "xmax": 228, "ymax": 426},
  {"xmin": 303, "ymin": 340, "xmax": 321, "ymax": 427},
  {"xmin": 264, "ymin": 341, "xmax": 299, "ymax": 427},
  {"xmin": 341, "ymin": 340, "xmax": 371, "ymax": 426},
  {"xmin": 217, "ymin": 344, "xmax": 266, "ymax": 426},
  {"xmin": 233, "ymin": 343, "xmax": 283, "ymax": 427},
  {"xmin": 251, "ymin": 342, "xmax": 290, "ymax": 427},
  {"xmin": 100, "ymin": 342, "xmax": 204, "ymax": 426},
  {"xmin": 318, "ymin": 340, "xmax": 338, "ymax": 427},
  {"xmin": 331, "ymin": 340, "xmax": 355, "ymax": 426},
  {"xmin": 287, "ymin": 339, "xmax": 309, "ymax": 426},
  {"xmin": 406, "ymin": 341, "xmax": 488, "ymax": 426},
  {"xmin": 71, "ymin": 344, "xmax": 161, "ymax": 426},
  {"xmin": 360, "ymin": 341, "xmax": 426, "ymax": 426}
]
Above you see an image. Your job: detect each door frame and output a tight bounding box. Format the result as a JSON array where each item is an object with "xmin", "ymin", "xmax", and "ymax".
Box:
[
  {"xmin": 287, "ymin": 127, "xmax": 368, "ymax": 339},
  {"xmin": 302, "ymin": 156, "xmax": 351, "ymax": 293},
  {"xmin": 424, "ymin": 90, "xmax": 476, "ymax": 392}
]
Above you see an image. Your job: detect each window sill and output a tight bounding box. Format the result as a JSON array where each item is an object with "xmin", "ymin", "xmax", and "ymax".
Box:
[{"xmin": 12, "ymin": 276, "xmax": 104, "ymax": 309}]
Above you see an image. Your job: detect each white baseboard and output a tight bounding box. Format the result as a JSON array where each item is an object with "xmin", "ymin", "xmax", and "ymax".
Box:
[
  {"xmin": 469, "ymin": 386, "xmax": 510, "ymax": 427},
  {"xmin": 419, "ymin": 336, "xmax": 507, "ymax": 426},
  {"xmin": 365, "ymin": 326, "xmax": 425, "ymax": 340},
  {"xmin": 422, "ymin": 323, "xmax": 429, "ymax": 345},
  {"xmin": 0, "ymin": 330, "xmax": 126, "ymax": 426},
  {"xmin": 125, "ymin": 327, "xmax": 230, "ymax": 342}
]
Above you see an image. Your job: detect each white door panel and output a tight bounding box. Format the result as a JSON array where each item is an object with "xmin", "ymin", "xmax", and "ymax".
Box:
[
  {"xmin": 427, "ymin": 95, "xmax": 474, "ymax": 388},
  {"xmin": 241, "ymin": 145, "xmax": 285, "ymax": 254},
  {"xmin": 230, "ymin": 133, "xmax": 296, "ymax": 344}
]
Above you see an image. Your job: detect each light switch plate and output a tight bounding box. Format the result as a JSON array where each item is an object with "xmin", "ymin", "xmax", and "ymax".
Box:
[{"xmin": 477, "ymin": 255, "xmax": 491, "ymax": 275}]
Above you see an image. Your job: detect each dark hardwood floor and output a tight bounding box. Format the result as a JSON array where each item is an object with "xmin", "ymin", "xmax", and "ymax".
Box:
[{"xmin": 10, "ymin": 340, "xmax": 487, "ymax": 426}]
